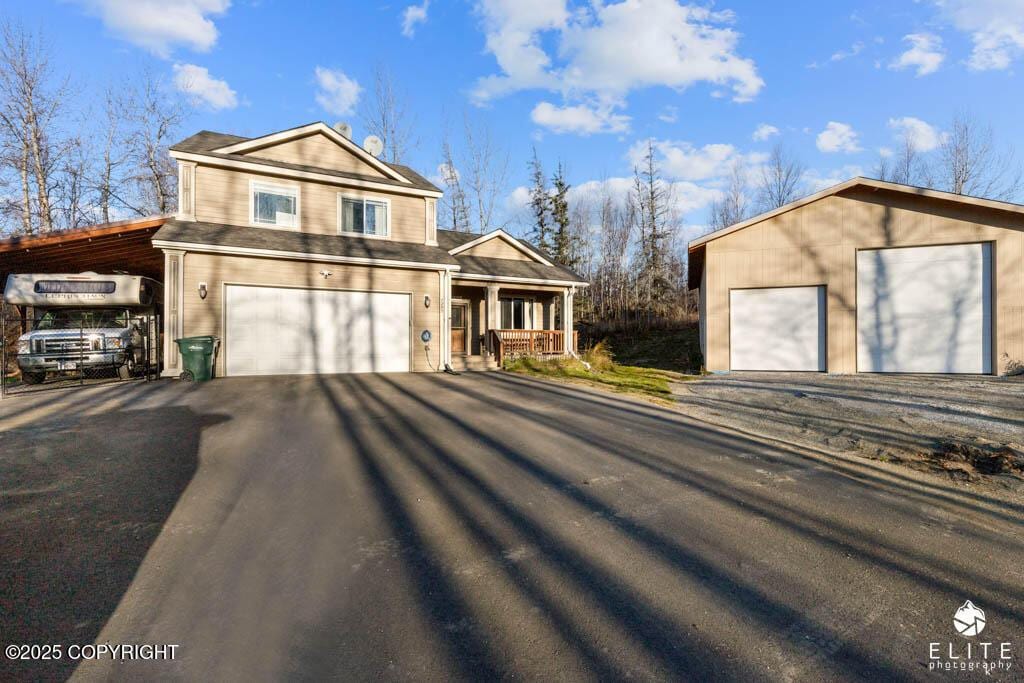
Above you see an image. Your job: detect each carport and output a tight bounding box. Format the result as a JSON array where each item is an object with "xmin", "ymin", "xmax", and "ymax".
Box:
[
  {"xmin": 1, "ymin": 216, "xmax": 168, "ymax": 391},
  {"xmin": 0, "ymin": 216, "xmax": 166, "ymax": 283}
]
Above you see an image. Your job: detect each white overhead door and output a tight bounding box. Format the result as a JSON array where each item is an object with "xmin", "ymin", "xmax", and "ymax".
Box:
[
  {"xmin": 730, "ymin": 287, "xmax": 826, "ymax": 371},
  {"xmin": 857, "ymin": 243, "xmax": 991, "ymax": 374},
  {"xmin": 225, "ymin": 285, "xmax": 410, "ymax": 376}
]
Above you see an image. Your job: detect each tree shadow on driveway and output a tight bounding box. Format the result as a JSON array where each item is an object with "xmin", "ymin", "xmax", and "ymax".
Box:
[{"xmin": 0, "ymin": 405, "xmax": 228, "ymax": 683}]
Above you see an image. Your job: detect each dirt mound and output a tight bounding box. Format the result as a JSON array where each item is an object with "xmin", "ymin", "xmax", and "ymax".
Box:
[{"xmin": 930, "ymin": 439, "xmax": 1024, "ymax": 478}]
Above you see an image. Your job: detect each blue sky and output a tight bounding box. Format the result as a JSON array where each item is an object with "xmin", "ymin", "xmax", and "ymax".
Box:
[{"xmin": 10, "ymin": 0, "xmax": 1024, "ymax": 234}]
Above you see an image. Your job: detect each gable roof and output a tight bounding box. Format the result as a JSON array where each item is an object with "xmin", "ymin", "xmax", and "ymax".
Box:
[
  {"xmin": 688, "ymin": 176, "xmax": 1024, "ymax": 251},
  {"xmin": 685, "ymin": 176, "xmax": 1024, "ymax": 290},
  {"xmin": 170, "ymin": 125, "xmax": 442, "ymax": 195},
  {"xmin": 437, "ymin": 228, "xmax": 586, "ymax": 284},
  {"xmin": 446, "ymin": 229, "xmax": 556, "ymax": 266},
  {"xmin": 211, "ymin": 122, "xmax": 409, "ymax": 183}
]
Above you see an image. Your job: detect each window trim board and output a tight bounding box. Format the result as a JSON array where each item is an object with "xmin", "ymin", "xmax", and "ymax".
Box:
[
  {"xmin": 337, "ymin": 192, "xmax": 392, "ymax": 239},
  {"xmin": 248, "ymin": 179, "xmax": 300, "ymax": 230}
]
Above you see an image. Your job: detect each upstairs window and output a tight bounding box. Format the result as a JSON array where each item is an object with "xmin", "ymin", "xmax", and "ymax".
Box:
[
  {"xmin": 250, "ymin": 181, "xmax": 299, "ymax": 229},
  {"xmin": 339, "ymin": 196, "xmax": 389, "ymax": 237}
]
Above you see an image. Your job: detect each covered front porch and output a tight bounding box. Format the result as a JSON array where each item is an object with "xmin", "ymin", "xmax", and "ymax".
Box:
[{"xmin": 448, "ymin": 279, "xmax": 578, "ymax": 369}]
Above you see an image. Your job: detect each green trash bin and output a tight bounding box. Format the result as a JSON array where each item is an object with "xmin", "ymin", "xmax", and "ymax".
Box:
[{"xmin": 174, "ymin": 336, "xmax": 219, "ymax": 382}]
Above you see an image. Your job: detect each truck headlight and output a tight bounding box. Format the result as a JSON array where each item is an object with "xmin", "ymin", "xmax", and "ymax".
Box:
[
  {"xmin": 105, "ymin": 337, "xmax": 124, "ymax": 350},
  {"xmin": 17, "ymin": 340, "xmax": 29, "ymax": 354}
]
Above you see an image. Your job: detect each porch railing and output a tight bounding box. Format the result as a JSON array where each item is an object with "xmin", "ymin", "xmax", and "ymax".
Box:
[{"xmin": 487, "ymin": 329, "xmax": 578, "ymax": 366}]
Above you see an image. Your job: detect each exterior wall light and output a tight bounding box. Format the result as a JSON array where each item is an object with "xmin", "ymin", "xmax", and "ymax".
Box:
[{"xmin": 198, "ymin": 282, "xmax": 208, "ymax": 300}]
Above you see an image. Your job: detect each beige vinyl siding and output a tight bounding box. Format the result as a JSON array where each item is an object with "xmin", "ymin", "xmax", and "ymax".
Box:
[
  {"xmin": 242, "ymin": 133, "xmax": 388, "ymax": 179},
  {"xmin": 193, "ymin": 165, "xmax": 426, "ymax": 243},
  {"xmin": 702, "ymin": 188, "xmax": 1024, "ymax": 374},
  {"xmin": 460, "ymin": 238, "xmax": 535, "ymax": 261},
  {"xmin": 181, "ymin": 252, "xmax": 442, "ymax": 374}
]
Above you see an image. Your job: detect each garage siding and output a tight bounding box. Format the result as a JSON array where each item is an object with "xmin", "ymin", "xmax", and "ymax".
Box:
[
  {"xmin": 181, "ymin": 253, "xmax": 443, "ymax": 375},
  {"xmin": 702, "ymin": 189, "xmax": 1024, "ymax": 374}
]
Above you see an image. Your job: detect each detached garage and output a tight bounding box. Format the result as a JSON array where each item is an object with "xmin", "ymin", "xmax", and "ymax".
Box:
[{"xmin": 690, "ymin": 178, "xmax": 1023, "ymax": 376}]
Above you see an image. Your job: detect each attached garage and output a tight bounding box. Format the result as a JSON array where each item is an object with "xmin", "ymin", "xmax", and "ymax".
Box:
[
  {"xmin": 689, "ymin": 177, "xmax": 1024, "ymax": 376},
  {"xmin": 225, "ymin": 285, "xmax": 411, "ymax": 376},
  {"xmin": 856, "ymin": 244, "xmax": 992, "ymax": 374},
  {"xmin": 730, "ymin": 287, "xmax": 826, "ymax": 371}
]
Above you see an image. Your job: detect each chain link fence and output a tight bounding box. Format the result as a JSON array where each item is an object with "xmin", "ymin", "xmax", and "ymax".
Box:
[{"xmin": 1, "ymin": 307, "xmax": 161, "ymax": 398}]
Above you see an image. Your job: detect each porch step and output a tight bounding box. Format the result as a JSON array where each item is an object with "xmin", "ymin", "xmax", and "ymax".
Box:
[{"xmin": 449, "ymin": 355, "xmax": 499, "ymax": 372}]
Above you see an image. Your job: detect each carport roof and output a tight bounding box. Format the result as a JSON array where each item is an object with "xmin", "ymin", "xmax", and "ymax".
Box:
[{"xmin": 0, "ymin": 216, "xmax": 166, "ymax": 284}]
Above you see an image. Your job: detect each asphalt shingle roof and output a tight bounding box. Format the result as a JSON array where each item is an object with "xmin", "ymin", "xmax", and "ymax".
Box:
[
  {"xmin": 170, "ymin": 129, "xmax": 442, "ymax": 193},
  {"xmin": 154, "ymin": 220, "xmax": 459, "ymax": 266}
]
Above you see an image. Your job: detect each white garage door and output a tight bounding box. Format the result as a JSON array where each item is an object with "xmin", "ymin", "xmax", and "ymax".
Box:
[
  {"xmin": 225, "ymin": 285, "xmax": 410, "ymax": 376},
  {"xmin": 730, "ymin": 287, "xmax": 826, "ymax": 371},
  {"xmin": 857, "ymin": 243, "xmax": 991, "ymax": 374}
]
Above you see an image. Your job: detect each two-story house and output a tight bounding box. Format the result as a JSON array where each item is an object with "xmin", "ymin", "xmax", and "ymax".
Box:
[{"xmin": 153, "ymin": 122, "xmax": 587, "ymax": 377}]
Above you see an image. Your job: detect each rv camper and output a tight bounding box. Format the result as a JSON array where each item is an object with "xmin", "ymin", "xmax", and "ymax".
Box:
[{"xmin": 4, "ymin": 272, "xmax": 162, "ymax": 384}]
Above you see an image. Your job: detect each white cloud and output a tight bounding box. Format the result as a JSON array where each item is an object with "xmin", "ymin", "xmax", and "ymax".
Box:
[
  {"xmin": 630, "ymin": 139, "xmax": 766, "ymax": 182},
  {"xmin": 816, "ymin": 121, "xmax": 862, "ymax": 153},
  {"xmin": 431, "ymin": 162, "xmax": 460, "ymax": 187},
  {"xmin": 314, "ymin": 67, "xmax": 361, "ymax": 117},
  {"xmin": 752, "ymin": 123, "xmax": 779, "ymax": 141},
  {"xmin": 889, "ymin": 33, "xmax": 945, "ymax": 76},
  {"xmin": 172, "ymin": 63, "xmax": 237, "ymax": 110},
  {"xmin": 804, "ymin": 165, "xmax": 865, "ymax": 192},
  {"xmin": 887, "ymin": 116, "xmax": 944, "ymax": 152},
  {"xmin": 564, "ymin": 176, "xmax": 723, "ymax": 218},
  {"xmin": 401, "ymin": 0, "xmax": 430, "ymax": 38},
  {"xmin": 472, "ymin": 0, "xmax": 763, "ymax": 133},
  {"xmin": 809, "ymin": 41, "xmax": 865, "ymax": 68},
  {"xmin": 933, "ymin": 0, "xmax": 1024, "ymax": 70},
  {"xmin": 69, "ymin": 0, "xmax": 230, "ymax": 58},
  {"xmin": 658, "ymin": 106, "xmax": 679, "ymax": 123},
  {"xmin": 530, "ymin": 101, "xmax": 630, "ymax": 135}
]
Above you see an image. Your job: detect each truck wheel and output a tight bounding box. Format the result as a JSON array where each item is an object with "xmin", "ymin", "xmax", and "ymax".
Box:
[
  {"xmin": 179, "ymin": 370, "xmax": 194, "ymax": 382},
  {"xmin": 117, "ymin": 357, "xmax": 136, "ymax": 380},
  {"xmin": 21, "ymin": 371, "xmax": 46, "ymax": 385}
]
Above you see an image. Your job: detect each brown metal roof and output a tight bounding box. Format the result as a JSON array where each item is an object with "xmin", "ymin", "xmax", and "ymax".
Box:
[{"xmin": 0, "ymin": 216, "xmax": 167, "ymax": 284}]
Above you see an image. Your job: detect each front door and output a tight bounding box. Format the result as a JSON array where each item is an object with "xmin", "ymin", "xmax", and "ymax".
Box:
[{"xmin": 451, "ymin": 302, "xmax": 468, "ymax": 354}]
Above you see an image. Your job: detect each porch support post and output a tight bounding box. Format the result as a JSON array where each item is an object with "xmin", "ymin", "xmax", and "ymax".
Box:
[
  {"xmin": 442, "ymin": 269, "xmax": 452, "ymax": 368},
  {"xmin": 161, "ymin": 249, "xmax": 186, "ymax": 377},
  {"xmin": 547, "ymin": 295, "xmax": 558, "ymax": 331},
  {"xmin": 485, "ymin": 284, "xmax": 500, "ymax": 357},
  {"xmin": 562, "ymin": 287, "xmax": 575, "ymax": 355}
]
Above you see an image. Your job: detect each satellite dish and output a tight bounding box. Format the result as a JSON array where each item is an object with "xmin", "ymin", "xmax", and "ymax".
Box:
[
  {"xmin": 363, "ymin": 135, "xmax": 384, "ymax": 158},
  {"xmin": 332, "ymin": 121, "xmax": 352, "ymax": 139}
]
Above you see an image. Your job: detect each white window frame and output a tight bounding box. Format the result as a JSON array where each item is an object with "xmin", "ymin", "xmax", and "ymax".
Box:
[
  {"xmin": 337, "ymin": 193, "xmax": 392, "ymax": 239},
  {"xmin": 500, "ymin": 296, "xmax": 535, "ymax": 330},
  {"xmin": 249, "ymin": 180, "xmax": 300, "ymax": 230}
]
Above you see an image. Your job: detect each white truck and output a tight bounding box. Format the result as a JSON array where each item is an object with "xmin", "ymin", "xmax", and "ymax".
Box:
[{"xmin": 4, "ymin": 272, "xmax": 162, "ymax": 384}]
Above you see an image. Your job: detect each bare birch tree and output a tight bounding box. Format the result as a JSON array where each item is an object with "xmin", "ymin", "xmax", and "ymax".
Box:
[
  {"xmin": 124, "ymin": 70, "xmax": 184, "ymax": 215},
  {"xmin": 757, "ymin": 144, "xmax": 805, "ymax": 211},
  {"xmin": 934, "ymin": 112, "xmax": 1021, "ymax": 201},
  {"xmin": 461, "ymin": 114, "xmax": 509, "ymax": 233},
  {"xmin": 359, "ymin": 64, "xmax": 417, "ymax": 164},
  {"xmin": 0, "ymin": 22, "xmax": 71, "ymax": 234},
  {"xmin": 437, "ymin": 125, "xmax": 471, "ymax": 231},
  {"xmin": 709, "ymin": 158, "xmax": 752, "ymax": 231}
]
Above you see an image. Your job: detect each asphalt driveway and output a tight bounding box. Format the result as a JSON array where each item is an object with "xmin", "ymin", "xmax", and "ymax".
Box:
[{"xmin": 1, "ymin": 373, "xmax": 1022, "ymax": 681}]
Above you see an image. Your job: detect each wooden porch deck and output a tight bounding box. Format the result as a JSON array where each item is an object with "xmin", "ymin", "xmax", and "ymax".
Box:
[{"xmin": 486, "ymin": 329, "xmax": 578, "ymax": 365}]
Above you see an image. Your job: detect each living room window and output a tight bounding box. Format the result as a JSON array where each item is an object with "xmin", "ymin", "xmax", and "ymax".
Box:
[
  {"xmin": 250, "ymin": 181, "xmax": 299, "ymax": 229},
  {"xmin": 339, "ymin": 195, "xmax": 390, "ymax": 237},
  {"xmin": 500, "ymin": 297, "xmax": 533, "ymax": 329}
]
